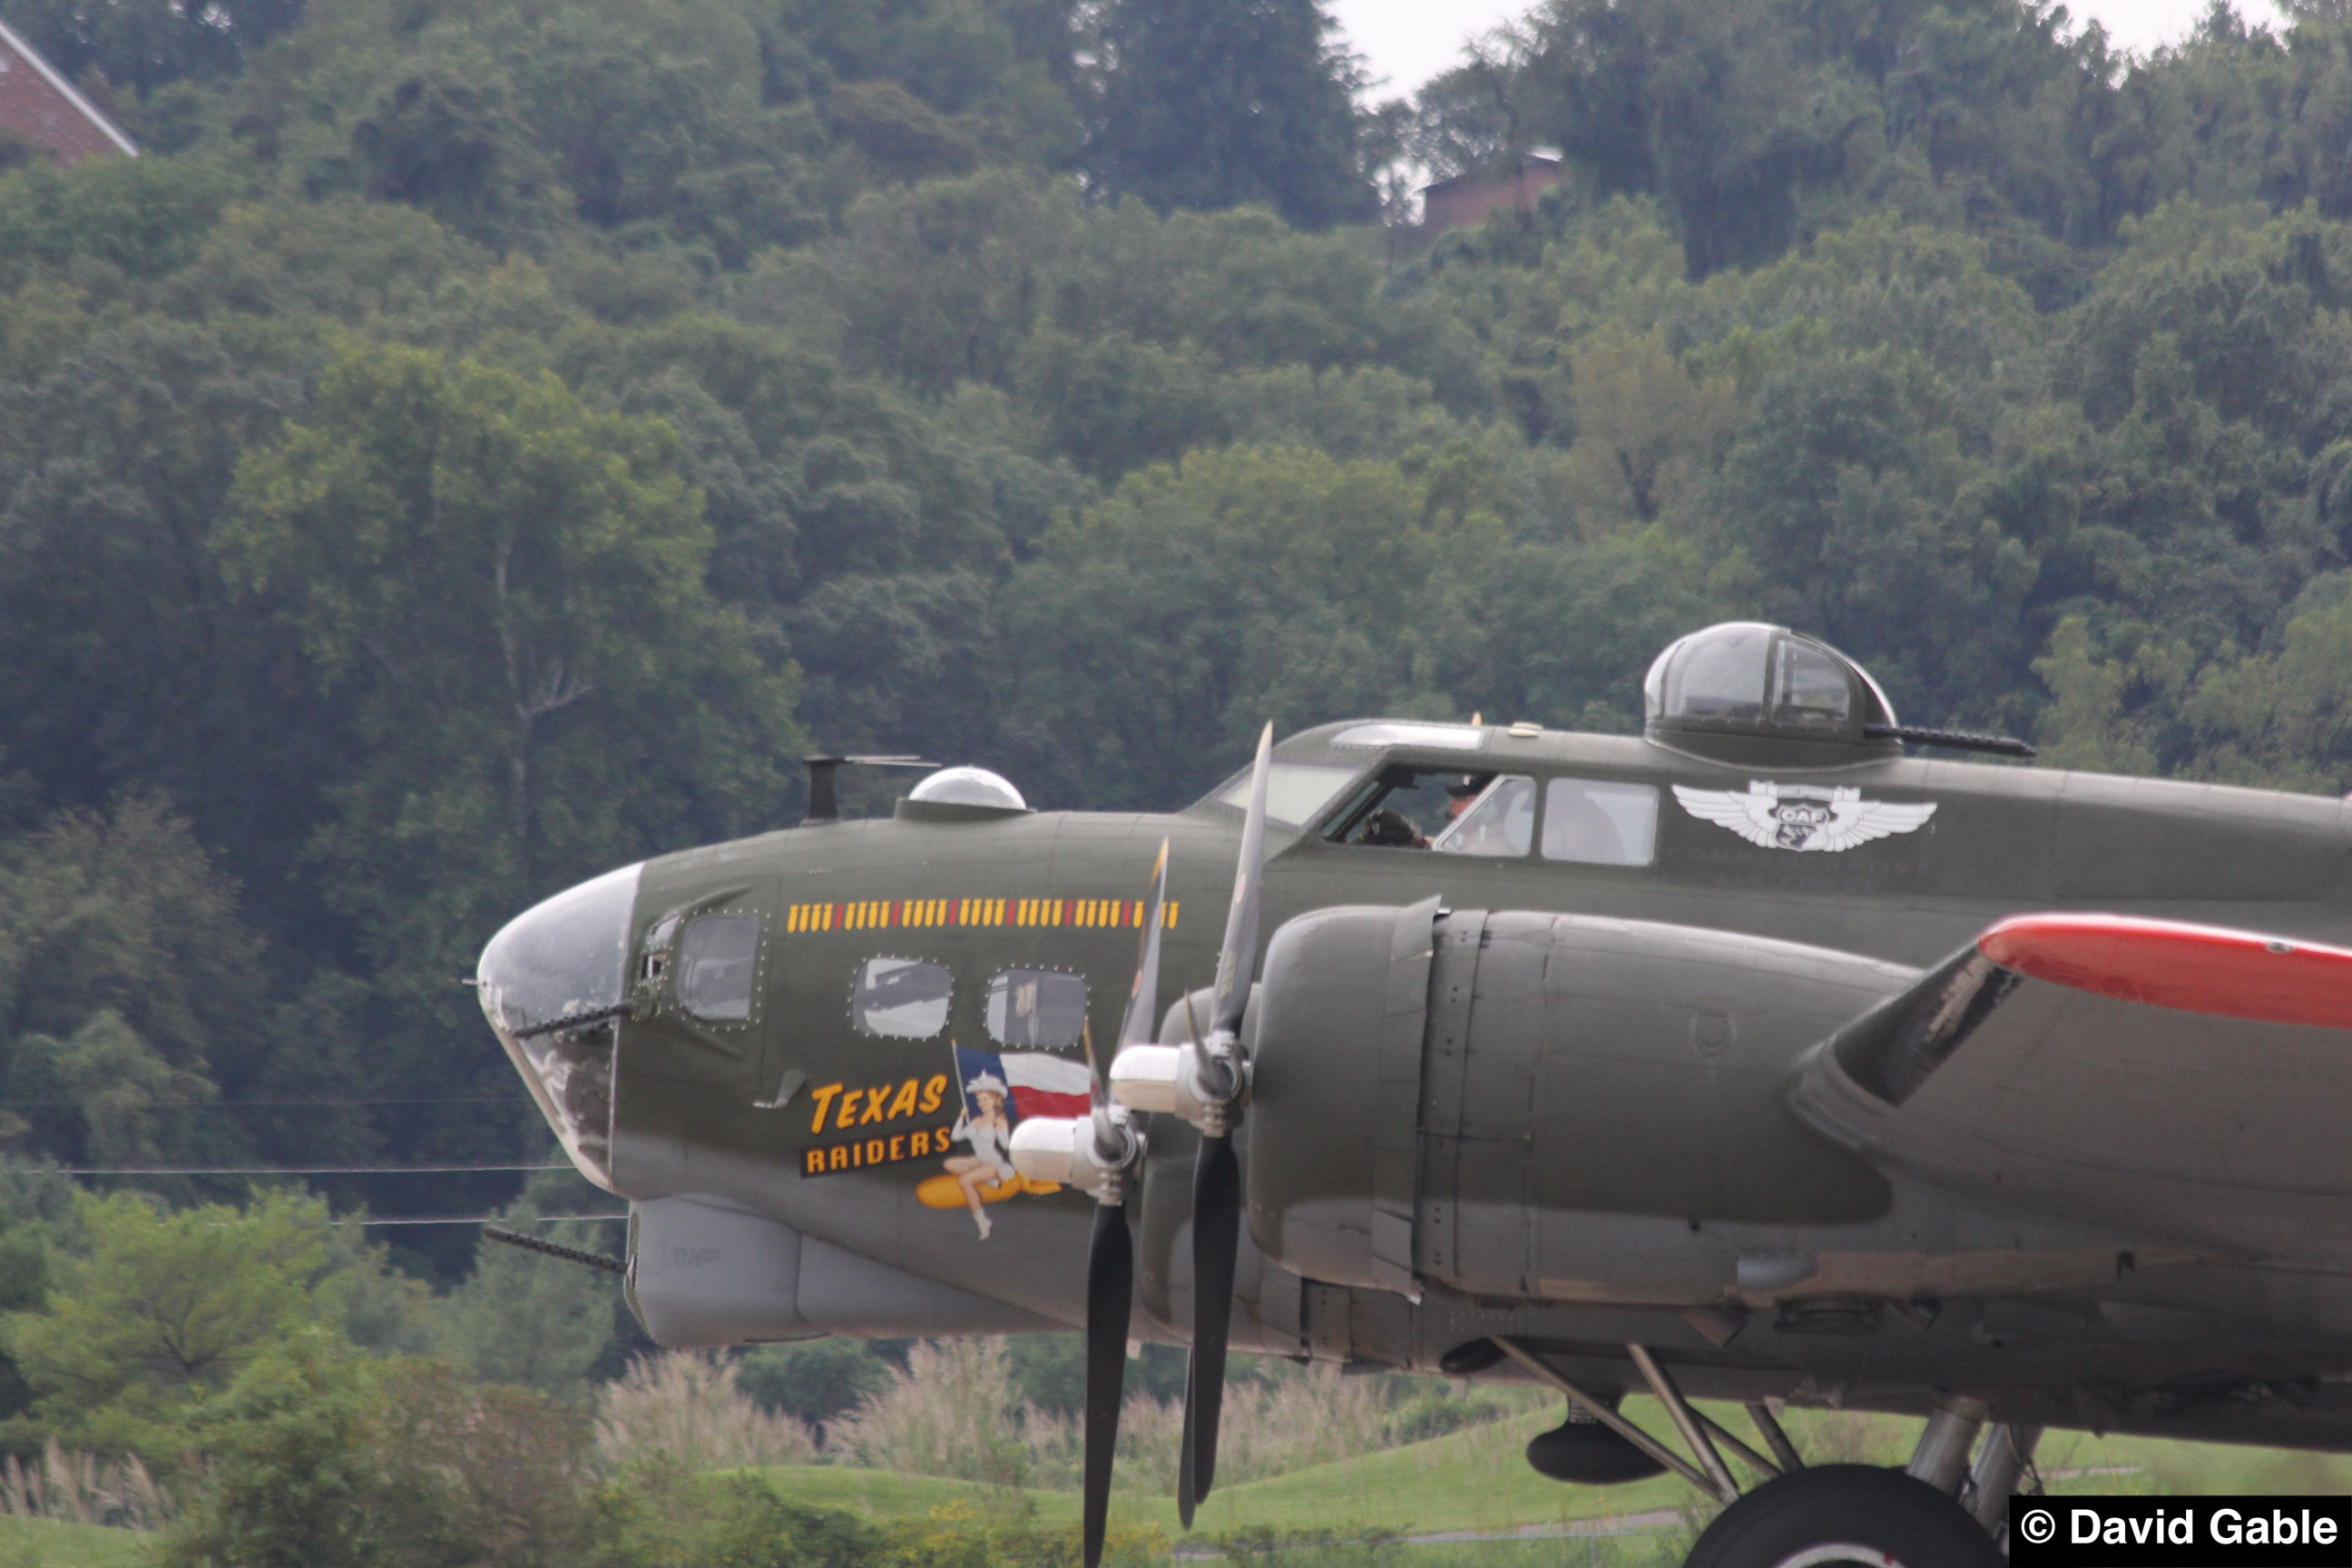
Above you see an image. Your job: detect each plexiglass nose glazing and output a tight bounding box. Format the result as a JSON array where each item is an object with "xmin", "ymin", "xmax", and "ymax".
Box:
[{"xmin": 475, "ymin": 861, "xmax": 642, "ymax": 1193}]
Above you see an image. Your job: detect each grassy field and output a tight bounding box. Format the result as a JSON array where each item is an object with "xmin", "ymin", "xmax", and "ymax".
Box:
[
  {"xmin": 21, "ymin": 1401, "xmax": 2352, "ymax": 1567},
  {"xmin": 760, "ymin": 1406, "xmax": 1693, "ymax": 1536},
  {"xmin": 759, "ymin": 1398, "xmax": 2352, "ymax": 1549},
  {"xmin": 0, "ymin": 1516, "xmax": 150, "ymax": 1568}
]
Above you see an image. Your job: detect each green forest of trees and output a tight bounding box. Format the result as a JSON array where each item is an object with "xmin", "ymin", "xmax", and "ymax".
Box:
[{"xmin": 8, "ymin": 0, "xmax": 2352, "ymax": 1509}]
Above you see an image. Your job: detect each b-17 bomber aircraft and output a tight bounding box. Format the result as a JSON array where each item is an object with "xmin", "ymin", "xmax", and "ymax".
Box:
[{"xmin": 476, "ymin": 621, "xmax": 2352, "ymax": 1567}]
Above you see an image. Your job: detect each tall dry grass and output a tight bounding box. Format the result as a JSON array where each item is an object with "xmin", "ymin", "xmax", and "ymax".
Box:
[
  {"xmin": 0, "ymin": 1440, "xmax": 173, "ymax": 1528},
  {"xmin": 596, "ymin": 1336, "xmax": 1523, "ymax": 1491},
  {"xmin": 593, "ymin": 1351, "xmax": 818, "ymax": 1474},
  {"xmin": 831, "ymin": 1338, "xmax": 1038, "ymax": 1486},
  {"xmin": 1070, "ymin": 1363, "xmax": 1402, "ymax": 1490},
  {"xmin": 837, "ymin": 1340, "xmax": 1515, "ymax": 1493}
]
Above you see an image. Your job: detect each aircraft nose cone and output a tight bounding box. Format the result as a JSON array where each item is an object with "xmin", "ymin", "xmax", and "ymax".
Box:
[{"xmin": 476, "ymin": 861, "xmax": 642, "ymax": 1193}]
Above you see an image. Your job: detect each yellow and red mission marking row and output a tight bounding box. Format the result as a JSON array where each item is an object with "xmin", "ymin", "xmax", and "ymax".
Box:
[{"xmin": 784, "ymin": 897, "xmax": 1181, "ymax": 934}]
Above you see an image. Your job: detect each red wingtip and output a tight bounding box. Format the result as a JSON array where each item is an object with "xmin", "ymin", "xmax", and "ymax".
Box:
[{"xmin": 1979, "ymin": 913, "xmax": 2352, "ymax": 1031}]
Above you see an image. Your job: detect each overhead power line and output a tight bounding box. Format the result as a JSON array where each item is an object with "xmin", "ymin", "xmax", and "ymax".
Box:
[
  {"xmin": 344, "ymin": 1213, "xmax": 629, "ymax": 1227},
  {"xmin": 0, "ymin": 1097, "xmax": 533, "ymax": 1109},
  {"xmin": 18, "ymin": 1162, "xmax": 571, "ymax": 1177}
]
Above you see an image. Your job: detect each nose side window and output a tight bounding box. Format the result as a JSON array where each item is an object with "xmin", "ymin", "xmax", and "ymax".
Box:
[
  {"xmin": 678, "ymin": 915, "xmax": 760, "ymax": 1021},
  {"xmin": 1542, "ymin": 779, "xmax": 1659, "ymax": 867},
  {"xmin": 855, "ymin": 956, "xmax": 953, "ymax": 1039},
  {"xmin": 985, "ymin": 969, "xmax": 1088, "ymax": 1048}
]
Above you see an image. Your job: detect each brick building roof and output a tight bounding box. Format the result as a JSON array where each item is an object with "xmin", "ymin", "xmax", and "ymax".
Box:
[
  {"xmin": 1419, "ymin": 152, "xmax": 1563, "ymax": 236},
  {"xmin": 0, "ymin": 16, "xmax": 137, "ymax": 164}
]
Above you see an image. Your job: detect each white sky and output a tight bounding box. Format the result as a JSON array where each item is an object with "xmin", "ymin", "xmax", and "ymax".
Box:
[{"xmin": 1334, "ymin": 0, "xmax": 2255, "ymax": 100}]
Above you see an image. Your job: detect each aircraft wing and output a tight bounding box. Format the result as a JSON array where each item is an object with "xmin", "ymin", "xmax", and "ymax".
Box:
[{"xmin": 1792, "ymin": 913, "xmax": 2352, "ymax": 1254}]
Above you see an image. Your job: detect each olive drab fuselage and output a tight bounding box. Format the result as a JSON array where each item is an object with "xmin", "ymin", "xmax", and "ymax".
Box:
[{"xmin": 479, "ymin": 627, "xmax": 2352, "ymax": 1455}]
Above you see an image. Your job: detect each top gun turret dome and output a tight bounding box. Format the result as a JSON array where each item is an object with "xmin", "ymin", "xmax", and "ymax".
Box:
[
  {"xmin": 909, "ymin": 765, "xmax": 1028, "ymax": 811},
  {"xmin": 1642, "ymin": 622, "xmax": 1902, "ymax": 769}
]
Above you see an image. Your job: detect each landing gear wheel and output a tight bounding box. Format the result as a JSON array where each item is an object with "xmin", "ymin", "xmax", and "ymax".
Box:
[{"xmin": 1682, "ymin": 1465, "xmax": 2004, "ymax": 1568}]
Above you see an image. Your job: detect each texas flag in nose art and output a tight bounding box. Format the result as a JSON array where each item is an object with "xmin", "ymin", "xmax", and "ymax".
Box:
[{"xmin": 953, "ymin": 1044, "xmax": 1093, "ymax": 1122}]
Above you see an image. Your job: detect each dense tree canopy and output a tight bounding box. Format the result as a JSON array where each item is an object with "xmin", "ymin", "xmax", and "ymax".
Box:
[
  {"xmin": 5, "ymin": 1191, "xmax": 343, "ymax": 1458},
  {"xmin": 1085, "ymin": 0, "xmax": 1376, "ymax": 227}
]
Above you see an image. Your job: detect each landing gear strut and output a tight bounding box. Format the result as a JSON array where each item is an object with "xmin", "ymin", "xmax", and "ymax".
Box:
[
  {"xmin": 1488, "ymin": 1339, "xmax": 2036, "ymax": 1568},
  {"xmin": 1681, "ymin": 1401, "xmax": 2038, "ymax": 1568}
]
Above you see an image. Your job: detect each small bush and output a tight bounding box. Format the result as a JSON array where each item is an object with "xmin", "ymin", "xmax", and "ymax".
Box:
[
  {"xmin": 159, "ymin": 1338, "xmax": 595, "ymax": 1568},
  {"xmin": 878, "ymin": 1496, "xmax": 1165, "ymax": 1568},
  {"xmin": 1386, "ymin": 1384, "xmax": 1510, "ymax": 1444},
  {"xmin": 593, "ymin": 1460, "xmax": 880, "ymax": 1568}
]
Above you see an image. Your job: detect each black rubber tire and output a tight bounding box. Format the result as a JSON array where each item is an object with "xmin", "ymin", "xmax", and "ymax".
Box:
[{"xmin": 1681, "ymin": 1465, "xmax": 2004, "ymax": 1568}]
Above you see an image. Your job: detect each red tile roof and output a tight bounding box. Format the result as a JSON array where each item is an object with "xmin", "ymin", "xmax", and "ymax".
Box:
[{"xmin": 0, "ymin": 16, "xmax": 137, "ymax": 164}]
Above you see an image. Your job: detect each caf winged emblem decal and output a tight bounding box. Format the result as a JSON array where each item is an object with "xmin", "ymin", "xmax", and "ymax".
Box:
[{"xmin": 1673, "ymin": 781, "xmax": 1936, "ymax": 853}]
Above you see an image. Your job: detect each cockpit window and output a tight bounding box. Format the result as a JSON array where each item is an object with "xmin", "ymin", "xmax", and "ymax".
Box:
[
  {"xmin": 1329, "ymin": 722, "xmax": 1487, "ymax": 751},
  {"xmin": 855, "ymin": 957, "xmax": 952, "ymax": 1039},
  {"xmin": 1543, "ymin": 779, "xmax": 1658, "ymax": 867},
  {"xmin": 1328, "ymin": 766, "xmax": 1490, "ymax": 848},
  {"xmin": 986, "ymin": 969, "xmax": 1087, "ymax": 1048},
  {"xmin": 1773, "ymin": 641, "xmax": 1851, "ymax": 729},
  {"xmin": 1213, "ymin": 761, "xmax": 1359, "ymax": 827},
  {"xmin": 1431, "ymin": 775, "xmax": 1534, "ymax": 858},
  {"xmin": 678, "ymin": 915, "xmax": 760, "ymax": 1021}
]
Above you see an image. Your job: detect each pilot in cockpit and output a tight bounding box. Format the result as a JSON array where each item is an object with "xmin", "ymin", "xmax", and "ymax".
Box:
[
  {"xmin": 1353, "ymin": 773, "xmax": 1489, "ymax": 848},
  {"xmin": 1435, "ymin": 776, "xmax": 1501, "ymax": 850}
]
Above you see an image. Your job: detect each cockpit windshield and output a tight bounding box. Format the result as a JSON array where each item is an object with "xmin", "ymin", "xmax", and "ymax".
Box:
[{"xmin": 1212, "ymin": 760, "xmax": 1359, "ymax": 827}]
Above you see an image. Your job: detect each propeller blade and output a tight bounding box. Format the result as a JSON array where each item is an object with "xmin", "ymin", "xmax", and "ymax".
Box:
[
  {"xmin": 1083, "ymin": 1201, "xmax": 1133, "ymax": 1568},
  {"xmin": 1183, "ymin": 1131, "xmax": 1242, "ymax": 1508},
  {"xmin": 1081, "ymin": 1018, "xmax": 1104, "ymax": 1109},
  {"xmin": 1175, "ymin": 1361, "xmax": 1200, "ymax": 1525},
  {"xmin": 1119, "ymin": 839, "xmax": 1171, "ymax": 1051},
  {"xmin": 1081, "ymin": 836, "xmax": 1175, "ymax": 1560},
  {"xmin": 1177, "ymin": 725, "xmax": 1271, "ymax": 1522},
  {"xmin": 1170, "ymin": 998, "xmax": 1219, "ymax": 1532},
  {"xmin": 1210, "ymin": 723, "xmax": 1273, "ymax": 1038}
]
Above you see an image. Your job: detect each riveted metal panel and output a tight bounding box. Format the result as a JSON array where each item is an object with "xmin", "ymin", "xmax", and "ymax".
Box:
[
  {"xmin": 1369, "ymin": 897, "xmax": 1442, "ymax": 1297},
  {"xmin": 1301, "ymin": 1280, "xmax": 1353, "ymax": 1363},
  {"xmin": 1414, "ymin": 909, "xmax": 1488, "ymax": 1289}
]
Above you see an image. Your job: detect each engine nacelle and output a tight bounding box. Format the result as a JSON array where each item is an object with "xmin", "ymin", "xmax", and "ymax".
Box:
[
  {"xmin": 1242, "ymin": 901, "xmax": 1437, "ymax": 1297},
  {"xmin": 1244, "ymin": 903, "xmax": 1903, "ymax": 1304}
]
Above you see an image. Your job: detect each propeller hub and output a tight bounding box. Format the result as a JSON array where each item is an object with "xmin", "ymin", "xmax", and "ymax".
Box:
[
  {"xmin": 1008, "ymin": 1104, "xmax": 1143, "ymax": 1204},
  {"xmin": 1109, "ymin": 1041, "xmax": 1248, "ymax": 1134}
]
